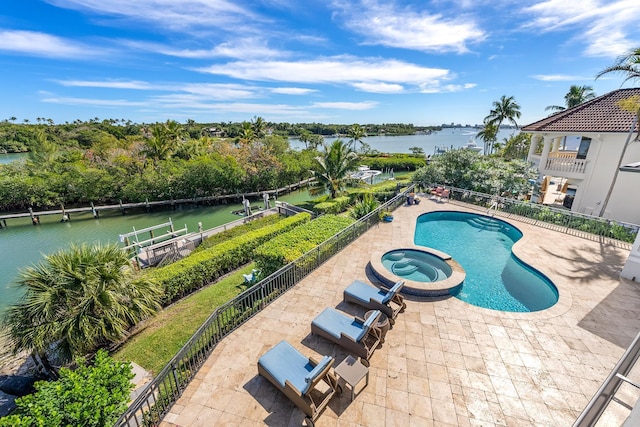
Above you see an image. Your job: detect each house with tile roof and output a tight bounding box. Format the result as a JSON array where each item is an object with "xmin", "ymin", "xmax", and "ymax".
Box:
[{"xmin": 522, "ymin": 87, "xmax": 640, "ymax": 225}]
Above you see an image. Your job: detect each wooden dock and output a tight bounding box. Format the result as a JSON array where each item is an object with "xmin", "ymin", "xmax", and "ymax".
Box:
[{"xmin": 0, "ymin": 179, "xmax": 313, "ymax": 226}]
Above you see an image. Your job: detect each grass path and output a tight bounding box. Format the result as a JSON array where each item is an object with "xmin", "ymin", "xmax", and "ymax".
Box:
[{"xmin": 114, "ymin": 264, "xmax": 256, "ymax": 375}]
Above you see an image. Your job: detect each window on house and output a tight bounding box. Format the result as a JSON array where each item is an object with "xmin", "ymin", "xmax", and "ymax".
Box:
[{"xmin": 577, "ymin": 137, "xmax": 591, "ymax": 159}]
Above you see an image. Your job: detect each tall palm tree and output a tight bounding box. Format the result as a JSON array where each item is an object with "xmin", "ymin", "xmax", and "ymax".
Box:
[
  {"xmin": 310, "ymin": 139, "xmax": 360, "ymax": 198},
  {"xmin": 476, "ymin": 121, "xmax": 499, "ymax": 155},
  {"xmin": 484, "ymin": 95, "xmax": 521, "ymax": 129},
  {"xmin": 596, "ymin": 53, "xmax": 640, "ymax": 217},
  {"xmin": 251, "ymin": 116, "xmax": 266, "ymax": 139},
  {"xmin": 2, "ymin": 243, "xmax": 162, "ymax": 366},
  {"xmin": 347, "ymin": 123, "xmax": 366, "ymax": 151},
  {"xmin": 596, "ymin": 47, "xmax": 640, "ymax": 83},
  {"xmin": 546, "ymin": 85, "xmax": 596, "ymax": 112}
]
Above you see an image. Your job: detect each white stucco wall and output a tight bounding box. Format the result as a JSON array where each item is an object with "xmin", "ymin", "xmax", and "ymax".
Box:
[
  {"xmin": 528, "ymin": 131, "xmax": 640, "ymax": 223},
  {"xmin": 577, "ymin": 133, "xmax": 640, "ymax": 221}
]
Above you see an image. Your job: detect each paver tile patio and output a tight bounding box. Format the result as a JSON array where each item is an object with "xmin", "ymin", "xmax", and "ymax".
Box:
[{"xmin": 160, "ymin": 198, "xmax": 640, "ymax": 426}]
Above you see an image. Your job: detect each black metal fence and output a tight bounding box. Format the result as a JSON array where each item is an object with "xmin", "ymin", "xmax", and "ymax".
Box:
[
  {"xmin": 440, "ymin": 186, "xmax": 639, "ymax": 248},
  {"xmin": 115, "ymin": 185, "xmax": 415, "ymax": 427}
]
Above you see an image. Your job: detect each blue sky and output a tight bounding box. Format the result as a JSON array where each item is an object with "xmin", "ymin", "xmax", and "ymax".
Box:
[{"xmin": 1, "ymin": 0, "xmax": 639, "ymax": 126}]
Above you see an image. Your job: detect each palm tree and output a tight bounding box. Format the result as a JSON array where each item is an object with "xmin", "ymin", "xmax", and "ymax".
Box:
[
  {"xmin": 596, "ymin": 47, "xmax": 640, "ymax": 83},
  {"xmin": 251, "ymin": 116, "xmax": 266, "ymax": 139},
  {"xmin": 484, "ymin": 95, "xmax": 521, "ymax": 130},
  {"xmin": 595, "ymin": 52, "xmax": 640, "ymax": 217},
  {"xmin": 476, "ymin": 122, "xmax": 499, "ymax": 155},
  {"xmin": 546, "ymin": 85, "xmax": 596, "ymax": 113},
  {"xmin": 310, "ymin": 139, "xmax": 360, "ymax": 198},
  {"xmin": 2, "ymin": 243, "xmax": 162, "ymax": 367},
  {"xmin": 347, "ymin": 123, "xmax": 366, "ymax": 151}
]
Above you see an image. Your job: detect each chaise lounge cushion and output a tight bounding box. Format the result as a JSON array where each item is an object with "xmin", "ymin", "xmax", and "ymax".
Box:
[
  {"xmin": 345, "ymin": 280, "xmax": 387, "ymax": 304},
  {"xmin": 258, "ymin": 340, "xmax": 331, "ymax": 395},
  {"xmin": 312, "ymin": 308, "xmax": 381, "ymax": 343}
]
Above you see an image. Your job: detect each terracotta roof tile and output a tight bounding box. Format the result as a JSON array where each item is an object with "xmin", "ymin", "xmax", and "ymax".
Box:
[{"xmin": 522, "ymin": 88, "xmax": 640, "ymax": 133}]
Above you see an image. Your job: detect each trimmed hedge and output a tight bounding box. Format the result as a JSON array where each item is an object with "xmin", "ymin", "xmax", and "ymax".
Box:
[
  {"xmin": 145, "ymin": 213, "xmax": 311, "ymax": 304},
  {"xmin": 194, "ymin": 213, "xmax": 283, "ymax": 252},
  {"xmin": 254, "ymin": 214, "xmax": 355, "ymax": 275},
  {"xmin": 314, "ymin": 196, "xmax": 351, "ymax": 214}
]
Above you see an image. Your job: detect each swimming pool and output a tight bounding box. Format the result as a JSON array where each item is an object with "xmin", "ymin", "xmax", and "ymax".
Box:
[{"xmin": 414, "ymin": 211, "xmax": 558, "ymax": 312}]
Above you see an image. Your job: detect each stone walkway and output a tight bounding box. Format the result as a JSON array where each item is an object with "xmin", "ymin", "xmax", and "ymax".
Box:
[{"xmin": 160, "ymin": 198, "xmax": 640, "ymax": 426}]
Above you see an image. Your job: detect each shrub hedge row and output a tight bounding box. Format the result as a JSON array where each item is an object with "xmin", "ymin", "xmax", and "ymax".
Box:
[
  {"xmin": 254, "ymin": 214, "xmax": 355, "ymax": 275},
  {"xmin": 145, "ymin": 213, "xmax": 311, "ymax": 304},
  {"xmin": 313, "ymin": 196, "xmax": 351, "ymax": 215},
  {"xmin": 194, "ymin": 213, "xmax": 283, "ymax": 252}
]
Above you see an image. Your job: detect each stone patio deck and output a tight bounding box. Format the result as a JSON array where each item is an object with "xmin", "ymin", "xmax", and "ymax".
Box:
[{"xmin": 160, "ymin": 198, "xmax": 640, "ymax": 426}]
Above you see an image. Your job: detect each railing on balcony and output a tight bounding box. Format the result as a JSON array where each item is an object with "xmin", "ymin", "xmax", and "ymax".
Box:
[
  {"xmin": 544, "ymin": 156, "xmax": 588, "ymax": 174},
  {"xmin": 548, "ymin": 150, "xmax": 578, "ymax": 159}
]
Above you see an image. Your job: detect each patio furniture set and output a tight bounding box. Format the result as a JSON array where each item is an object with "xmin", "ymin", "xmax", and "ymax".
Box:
[{"xmin": 257, "ymin": 279, "xmax": 406, "ymax": 426}]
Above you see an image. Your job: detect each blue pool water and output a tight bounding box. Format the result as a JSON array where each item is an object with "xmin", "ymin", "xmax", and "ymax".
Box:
[
  {"xmin": 414, "ymin": 211, "xmax": 558, "ymax": 312},
  {"xmin": 381, "ymin": 249, "xmax": 452, "ymax": 282}
]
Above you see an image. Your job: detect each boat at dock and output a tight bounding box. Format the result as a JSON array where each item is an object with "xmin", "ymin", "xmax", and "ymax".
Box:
[
  {"xmin": 465, "ymin": 138, "xmax": 483, "ymax": 152},
  {"xmin": 350, "ymin": 165, "xmax": 382, "ymax": 181}
]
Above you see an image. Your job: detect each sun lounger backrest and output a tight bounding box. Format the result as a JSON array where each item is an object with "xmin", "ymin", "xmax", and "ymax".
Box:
[
  {"xmin": 356, "ymin": 310, "xmax": 381, "ymax": 341},
  {"xmin": 382, "ymin": 281, "xmax": 404, "ymax": 303},
  {"xmin": 301, "ymin": 355, "xmax": 332, "ymax": 394}
]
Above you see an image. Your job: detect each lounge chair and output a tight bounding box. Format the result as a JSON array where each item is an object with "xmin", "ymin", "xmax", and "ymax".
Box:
[
  {"xmin": 257, "ymin": 340, "xmax": 340, "ymax": 426},
  {"xmin": 311, "ymin": 308, "xmax": 382, "ymax": 364},
  {"xmin": 440, "ymin": 189, "xmax": 450, "ymax": 202},
  {"xmin": 343, "ymin": 280, "xmax": 406, "ymax": 324},
  {"xmin": 430, "ymin": 186, "xmax": 444, "ymax": 199}
]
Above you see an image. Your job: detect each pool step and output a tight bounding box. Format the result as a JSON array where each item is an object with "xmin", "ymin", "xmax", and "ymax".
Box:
[
  {"xmin": 392, "ymin": 263, "xmax": 419, "ymax": 276},
  {"xmin": 467, "ymin": 216, "xmax": 503, "ymax": 231}
]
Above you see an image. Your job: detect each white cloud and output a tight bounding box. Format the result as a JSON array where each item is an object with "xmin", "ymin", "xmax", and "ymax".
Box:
[
  {"xmin": 271, "ymin": 87, "xmax": 317, "ymax": 95},
  {"xmin": 127, "ymin": 37, "xmax": 287, "ymax": 59},
  {"xmin": 0, "ymin": 30, "xmax": 100, "ymax": 58},
  {"xmin": 419, "ymin": 82, "xmax": 476, "ymax": 93},
  {"xmin": 332, "ymin": 0, "xmax": 485, "ymax": 53},
  {"xmin": 198, "ymin": 56, "xmax": 452, "ymax": 89},
  {"xmin": 312, "ymin": 101, "xmax": 378, "ymax": 110},
  {"xmin": 521, "ymin": 0, "xmax": 640, "ymax": 57},
  {"xmin": 530, "ymin": 74, "xmax": 593, "ymax": 81},
  {"xmin": 352, "ymin": 82, "xmax": 404, "ymax": 93},
  {"xmin": 46, "ymin": 0, "xmax": 265, "ymax": 33},
  {"xmin": 41, "ymin": 96, "xmax": 148, "ymax": 107},
  {"xmin": 54, "ymin": 79, "xmax": 153, "ymax": 89}
]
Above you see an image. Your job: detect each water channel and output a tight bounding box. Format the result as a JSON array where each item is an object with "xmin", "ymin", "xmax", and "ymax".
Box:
[{"xmin": 1, "ymin": 129, "xmax": 515, "ymax": 312}]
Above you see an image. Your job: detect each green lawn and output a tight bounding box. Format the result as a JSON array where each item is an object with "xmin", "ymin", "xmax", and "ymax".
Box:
[{"xmin": 113, "ymin": 264, "xmax": 256, "ymax": 375}]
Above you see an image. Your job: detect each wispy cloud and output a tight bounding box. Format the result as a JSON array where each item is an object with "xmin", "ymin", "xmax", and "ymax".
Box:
[
  {"xmin": 196, "ymin": 56, "xmax": 471, "ymax": 94},
  {"xmin": 271, "ymin": 87, "xmax": 317, "ymax": 95},
  {"xmin": 332, "ymin": 0, "xmax": 485, "ymax": 53},
  {"xmin": 0, "ymin": 30, "xmax": 101, "ymax": 58},
  {"xmin": 352, "ymin": 82, "xmax": 404, "ymax": 93},
  {"xmin": 54, "ymin": 79, "xmax": 153, "ymax": 89},
  {"xmin": 41, "ymin": 96, "xmax": 148, "ymax": 107},
  {"xmin": 419, "ymin": 82, "xmax": 476, "ymax": 93},
  {"xmin": 530, "ymin": 74, "xmax": 593, "ymax": 82},
  {"xmin": 312, "ymin": 101, "xmax": 378, "ymax": 110},
  {"xmin": 126, "ymin": 37, "xmax": 287, "ymax": 59},
  {"xmin": 521, "ymin": 0, "xmax": 640, "ymax": 57},
  {"xmin": 46, "ymin": 0, "xmax": 268, "ymax": 33}
]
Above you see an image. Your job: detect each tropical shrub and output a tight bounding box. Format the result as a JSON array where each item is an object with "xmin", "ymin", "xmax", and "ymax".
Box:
[
  {"xmin": 0, "ymin": 350, "xmax": 133, "ymax": 427},
  {"xmin": 254, "ymin": 215, "xmax": 355, "ymax": 275},
  {"xmin": 146, "ymin": 213, "xmax": 310, "ymax": 304},
  {"xmin": 351, "ymin": 194, "xmax": 380, "ymax": 219},
  {"xmin": 360, "ymin": 154, "xmax": 426, "ymax": 171}
]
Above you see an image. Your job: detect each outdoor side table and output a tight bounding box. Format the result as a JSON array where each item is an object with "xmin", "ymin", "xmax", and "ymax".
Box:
[
  {"xmin": 365, "ymin": 310, "xmax": 390, "ymax": 343},
  {"xmin": 333, "ymin": 355, "xmax": 369, "ymax": 401}
]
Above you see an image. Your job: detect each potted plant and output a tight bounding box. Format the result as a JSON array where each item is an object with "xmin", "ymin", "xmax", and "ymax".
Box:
[{"xmin": 379, "ymin": 210, "xmax": 394, "ymax": 222}]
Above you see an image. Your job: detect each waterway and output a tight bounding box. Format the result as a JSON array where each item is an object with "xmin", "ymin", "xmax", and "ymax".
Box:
[
  {"xmin": 0, "ymin": 189, "xmax": 313, "ymax": 312},
  {"xmin": 0, "ymin": 129, "xmax": 515, "ymax": 312},
  {"xmin": 289, "ymin": 127, "xmax": 516, "ymax": 154}
]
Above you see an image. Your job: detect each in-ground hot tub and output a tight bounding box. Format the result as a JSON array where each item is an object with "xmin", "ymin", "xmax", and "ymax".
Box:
[
  {"xmin": 382, "ymin": 249, "xmax": 452, "ymax": 282},
  {"xmin": 370, "ymin": 245, "xmax": 465, "ymax": 297}
]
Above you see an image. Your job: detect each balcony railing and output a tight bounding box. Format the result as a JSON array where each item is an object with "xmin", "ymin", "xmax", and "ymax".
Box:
[{"xmin": 544, "ymin": 157, "xmax": 588, "ymax": 174}]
